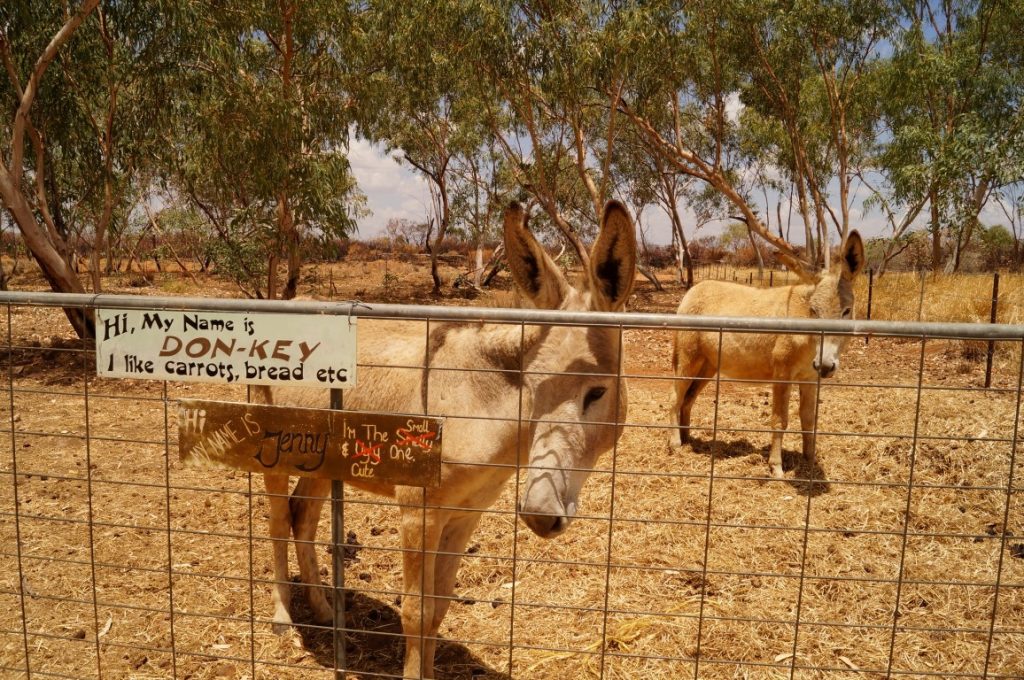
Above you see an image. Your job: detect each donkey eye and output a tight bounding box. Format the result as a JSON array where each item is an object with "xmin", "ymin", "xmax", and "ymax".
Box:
[{"xmin": 583, "ymin": 386, "xmax": 607, "ymax": 410}]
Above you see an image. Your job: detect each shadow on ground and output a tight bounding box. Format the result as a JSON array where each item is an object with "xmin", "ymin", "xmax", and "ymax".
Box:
[
  {"xmin": 290, "ymin": 588, "xmax": 512, "ymax": 679},
  {"xmin": 684, "ymin": 436, "xmax": 831, "ymax": 497}
]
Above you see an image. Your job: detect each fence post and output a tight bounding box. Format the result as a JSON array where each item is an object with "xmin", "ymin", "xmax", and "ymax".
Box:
[
  {"xmin": 331, "ymin": 387, "xmax": 347, "ymax": 678},
  {"xmin": 865, "ymin": 268, "xmax": 874, "ymax": 345},
  {"xmin": 916, "ymin": 270, "xmax": 926, "ymax": 322},
  {"xmin": 985, "ymin": 271, "xmax": 1000, "ymax": 389}
]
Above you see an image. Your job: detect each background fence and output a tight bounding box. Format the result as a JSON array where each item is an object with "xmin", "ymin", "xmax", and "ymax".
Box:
[
  {"xmin": 694, "ymin": 264, "xmax": 1024, "ymax": 326},
  {"xmin": 0, "ymin": 291, "xmax": 1022, "ymax": 679}
]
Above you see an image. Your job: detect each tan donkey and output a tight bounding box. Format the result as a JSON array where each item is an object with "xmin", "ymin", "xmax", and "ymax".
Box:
[
  {"xmin": 669, "ymin": 233, "xmax": 865, "ymax": 478},
  {"xmin": 262, "ymin": 201, "xmax": 637, "ymax": 679}
]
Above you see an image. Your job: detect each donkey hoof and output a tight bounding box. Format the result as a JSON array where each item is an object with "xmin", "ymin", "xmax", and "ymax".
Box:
[
  {"xmin": 770, "ymin": 465, "xmax": 785, "ymax": 479},
  {"xmin": 311, "ymin": 600, "xmax": 334, "ymax": 625}
]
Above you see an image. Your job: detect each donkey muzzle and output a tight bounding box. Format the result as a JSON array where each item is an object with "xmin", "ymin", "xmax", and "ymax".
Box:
[
  {"xmin": 520, "ymin": 512, "xmax": 569, "ymax": 538},
  {"xmin": 812, "ymin": 359, "xmax": 837, "ymax": 378},
  {"xmin": 517, "ymin": 499, "xmax": 574, "ymax": 538}
]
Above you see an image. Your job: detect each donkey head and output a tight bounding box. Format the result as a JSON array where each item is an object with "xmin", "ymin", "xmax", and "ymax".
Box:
[
  {"xmin": 503, "ymin": 201, "xmax": 636, "ymax": 538},
  {"xmin": 807, "ymin": 231, "xmax": 865, "ymax": 378}
]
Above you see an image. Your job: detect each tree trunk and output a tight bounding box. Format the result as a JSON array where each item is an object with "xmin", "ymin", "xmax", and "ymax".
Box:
[
  {"xmin": 944, "ymin": 178, "xmax": 991, "ymax": 274},
  {"xmin": 747, "ymin": 224, "xmax": 765, "ymax": 273},
  {"xmin": 429, "ymin": 176, "xmax": 450, "ymax": 295},
  {"xmin": 278, "ymin": 3, "xmax": 300, "ymax": 301},
  {"xmin": 279, "ymin": 194, "xmax": 301, "ymax": 300},
  {"xmin": 0, "ymin": 0, "xmax": 99, "ymax": 337},
  {"xmin": 266, "ymin": 254, "xmax": 278, "ymax": 300},
  {"xmin": 669, "ymin": 201, "xmax": 693, "ymax": 288},
  {"xmin": 144, "ymin": 204, "xmax": 198, "ymax": 284},
  {"xmin": 480, "ymin": 244, "xmax": 505, "ymax": 288},
  {"xmin": 472, "ymin": 244, "xmax": 484, "ymax": 288},
  {"xmin": 0, "ymin": 171, "xmax": 93, "ymax": 337},
  {"xmin": 637, "ymin": 263, "xmax": 663, "ymax": 291},
  {"xmin": 930, "ymin": 191, "xmax": 942, "ymax": 273},
  {"xmin": 537, "ymin": 198, "xmax": 590, "ymax": 269}
]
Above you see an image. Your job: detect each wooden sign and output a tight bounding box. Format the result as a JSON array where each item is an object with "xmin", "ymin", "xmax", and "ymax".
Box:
[
  {"xmin": 96, "ymin": 309, "xmax": 357, "ymax": 388},
  {"xmin": 177, "ymin": 399, "xmax": 442, "ymax": 487}
]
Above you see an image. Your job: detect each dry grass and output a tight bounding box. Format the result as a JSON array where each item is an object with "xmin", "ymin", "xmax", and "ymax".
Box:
[{"xmin": 0, "ymin": 261, "xmax": 1021, "ymax": 679}]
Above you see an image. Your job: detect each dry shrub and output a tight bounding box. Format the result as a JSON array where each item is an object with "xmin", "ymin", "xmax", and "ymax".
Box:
[
  {"xmin": 345, "ymin": 238, "xmax": 424, "ymax": 262},
  {"xmin": 346, "ymin": 241, "xmax": 377, "ymax": 261},
  {"xmin": 127, "ymin": 271, "xmax": 154, "ymax": 288}
]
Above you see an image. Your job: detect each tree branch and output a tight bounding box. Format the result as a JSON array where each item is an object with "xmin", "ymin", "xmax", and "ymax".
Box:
[{"xmin": 10, "ymin": 0, "xmax": 100, "ymax": 180}]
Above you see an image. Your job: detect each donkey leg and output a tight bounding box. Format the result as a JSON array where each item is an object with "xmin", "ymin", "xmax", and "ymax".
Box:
[
  {"xmin": 798, "ymin": 382, "xmax": 819, "ymax": 462},
  {"xmin": 291, "ymin": 476, "xmax": 333, "ymax": 624},
  {"xmin": 769, "ymin": 383, "xmax": 791, "ymax": 478},
  {"xmin": 422, "ymin": 511, "xmax": 483, "ymax": 672},
  {"xmin": 264, "ymin": 473, "xmax": 294, "ymax": 634},
  {"xmin": 399, "ymin": 495, "xmax": 448, "ymax": 679},
  {"xmin": 671, "ymin": 349, "xmax": 708, "ymax": 448},
  {"xmin": 669, "ymin": 372, "xmax": 693, "ymax": 448},
  {"xmin": 669, "ymin": 334, "xmax": 693, "ymax": 447},
  {"xmin": 680, "ymin": 362, "xmax": 715, "ymax": 445}
]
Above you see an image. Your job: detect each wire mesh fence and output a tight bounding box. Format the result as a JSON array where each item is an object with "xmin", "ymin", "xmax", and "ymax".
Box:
[
  {"xmin": 0, "ymin": 291, "xmax": 1022, "ymax": 680},
  {"xmin": 694, "ymin": 263, "xmax": 1024, "ymax": 326}
]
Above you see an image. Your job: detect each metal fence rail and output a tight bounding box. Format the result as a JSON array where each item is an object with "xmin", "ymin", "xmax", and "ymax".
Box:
[{"xmin": 0, "ymin": 291, "xmax": 1021, "ymax": 680}]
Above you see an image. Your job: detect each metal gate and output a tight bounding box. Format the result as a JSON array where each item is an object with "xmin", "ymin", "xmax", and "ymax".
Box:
[{"xmin": 0, "ymin": 291, "xmax": 1021, "ymax": 679}]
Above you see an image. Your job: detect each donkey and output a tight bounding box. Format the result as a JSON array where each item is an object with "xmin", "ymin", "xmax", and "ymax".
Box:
[
  {"xmin": 261, "ymin": 200, "xmax": 636, "ymax": 678},
  {"xmin": 669, "ymin": 233, "xmax": 865, "ymax": 478}
]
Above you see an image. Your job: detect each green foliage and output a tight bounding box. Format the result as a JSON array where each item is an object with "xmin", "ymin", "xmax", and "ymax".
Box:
[
  {"xmin": 4, "ymin": 0, "xmax": 1022, "ymax": 302},
  {"xmin": 718, "ymin": 221, "xmax": 750, "ymax": 252},
  {"xmin": 157, "ymin": 0, "xmax": 366, "ymax": 296},
  {"xmin": 978, "ymin": 224, "xmax": 1015, "ymax": 268},
  {"xmin": 2, "ymin": 1, "xmax": 180, "ymax": 250},
  {"xmin": 204, "ymin": 229, "xmax": 268, "ymax": 293},
  {"xmin": 877, "ymin": 0, "xmax": 1024, "ymax": 254}
]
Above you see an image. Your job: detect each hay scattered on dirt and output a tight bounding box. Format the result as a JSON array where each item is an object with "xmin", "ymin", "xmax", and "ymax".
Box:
[{"xmin": 0, "ymin": 262, "xmax": 1021, "ymax": 679}]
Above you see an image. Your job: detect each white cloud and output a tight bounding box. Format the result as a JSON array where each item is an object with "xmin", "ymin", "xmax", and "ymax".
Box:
[
  {"xmin": 347, "ymin": 138, "xmax": 431, "ymax": 238},
  {"xmin": 725, "ymin": 92, "xmax": 743, "ymax": 125}
]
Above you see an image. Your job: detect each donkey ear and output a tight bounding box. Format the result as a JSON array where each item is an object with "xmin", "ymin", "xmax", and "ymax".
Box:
[
  {"xmin": 589, "ymin": 200, "xmax": 637, "ymax": 311},
  {"xmin": 503, "ymin": 202, "xmax": 569, "ymax": 309},
  {"xmin": 840, "ymin": 231, "xmax": 866, "ymax": 280}
]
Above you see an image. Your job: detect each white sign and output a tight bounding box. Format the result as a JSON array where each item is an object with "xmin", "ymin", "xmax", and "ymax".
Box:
[{"xmin": 95, "ymin": 308, "xmax": 357, "ymax": 388}]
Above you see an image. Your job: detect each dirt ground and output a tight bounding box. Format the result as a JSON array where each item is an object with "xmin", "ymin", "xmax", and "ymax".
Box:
[{"xmin": 0, "ymin": 256, "xmax": 1022, "ymax": 680}]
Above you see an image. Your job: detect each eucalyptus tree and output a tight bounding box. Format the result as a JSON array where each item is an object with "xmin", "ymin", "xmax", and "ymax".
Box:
[
  {"xmin": 731, "ymin": 0, "xmax": 889, "ymax": 268},
  {"xmin": 615, "ymin": 124, "xmax": 696, "ymax": 285},
  {"xmin": 615, "ymin": 0, "xmax": 890, "ymax": 271},
  {"xmin": 164, "ymin": 0, "xmax": 363, "ymax": 299},
  {"xmin": 1, "ymin": 0, "xmax": 100, "ymax": 337},
  {"xmin": 52, "ymin": 1, "xmax": 178, "ymax": 289},
  {"xmin": 879, "ymin": 0, "xmax": 1023, "ymax": 273},
  {"xmin": 614, "ymin": 0, "xmax": 810, "ymax": 272},
  {"xmin": 448, "ymin": 139, "xmax": 507, "ymax": 287},
  {"xmin": 2, "ymin": 1, "xmax": 191, "ymax": 338},
  {"xmin": 461, "ymin": 0, "xmax": 634, "ymax": 268},
  {"xmin": 357, "ymin": 2, "xmax": 492, "ymax": 294}
]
